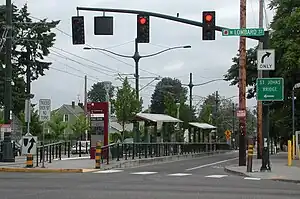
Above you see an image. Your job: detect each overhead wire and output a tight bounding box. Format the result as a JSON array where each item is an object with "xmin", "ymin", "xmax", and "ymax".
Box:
[{"xmin": 49, "ymin": 49, "xmax": 115, "ymax": 76}]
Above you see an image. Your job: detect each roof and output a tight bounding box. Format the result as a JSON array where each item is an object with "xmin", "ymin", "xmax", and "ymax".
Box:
[
  {"xmin": 110, "ymin": 122, "xmax": 133, "ymax": 132},
  {"xmin": 53, "ymin": 104, "xmax": 84, "ymax": 118},
  {"xmin": 189, "ymin": 122, "xmax": 216, "ymax": 129},
  {"xmin": 135, "ymin": 113, "xmax": 182, "ymax": 123}
]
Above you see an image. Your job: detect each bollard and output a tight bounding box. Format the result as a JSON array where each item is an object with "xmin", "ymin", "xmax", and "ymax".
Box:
[
  {"xmin": 95, "ymin": 141, "xmax": 102, "ymax": 169},
  {"xmin": 26, "ymin": 154, "xmax": 33, "ymax": 168},
  {"xmin": 247, "ymin": 140, "xmax": 254, "ymax": 172},
  {"xmin": 292, "ymin": 135, "xmax": 296, "ymax": 160},
  {"xmin": 288, "ymin": 140, "xmax": 292, "ymax": 166}
]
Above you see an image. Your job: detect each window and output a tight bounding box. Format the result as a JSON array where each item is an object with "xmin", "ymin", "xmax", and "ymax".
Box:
[{"xmin": 63, "ymin": 114, "xmax": 69, "ymax": 122}]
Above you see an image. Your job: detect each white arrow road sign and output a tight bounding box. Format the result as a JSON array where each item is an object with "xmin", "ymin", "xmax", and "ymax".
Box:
[
  {"xmin": 257, "ymin": 49, "xmax": 275, "ymax": 70},
  {"xmin": 22, "ymin": 136, "xmax": 37, "ymax": 155}
]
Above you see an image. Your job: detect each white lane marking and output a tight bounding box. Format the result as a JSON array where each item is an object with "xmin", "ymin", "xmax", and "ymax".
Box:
[
  {"xmin": 130, "ymin": 171, "xmax": 158, "ymax": 175},
  {"xmin": 244, "ymin": 177, "xmax": 261, "ymax": 181},
  {"xmin": 186, "ymin": 157, "xmax": 238, "ymax": 171},
  {"xmin": 168, "ymin": 173, "xmax": 192, "ymax": 176},
  {"xmin": 94, "ymin": 169, "xmax": 124, "ymax": 173},
  {"xmin": 205, "ymin": 175, "xmax": 228, "ymax": 178}
]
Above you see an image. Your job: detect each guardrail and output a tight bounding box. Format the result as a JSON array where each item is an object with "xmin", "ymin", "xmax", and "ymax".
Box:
[{"xmin": 100, "ymin": 142, "xmax": 230, "ymax": 165}]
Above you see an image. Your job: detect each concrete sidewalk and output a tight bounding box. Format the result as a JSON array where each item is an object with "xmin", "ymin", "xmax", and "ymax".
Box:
[{"xmin": 225, "ymin": 152, "xmax": 300, "ymax": 183}]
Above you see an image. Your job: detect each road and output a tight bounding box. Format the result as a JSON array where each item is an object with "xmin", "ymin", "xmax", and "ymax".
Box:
[{"xmin": 1, "ymin": 151, "xmax": 299, "ymax": 199}]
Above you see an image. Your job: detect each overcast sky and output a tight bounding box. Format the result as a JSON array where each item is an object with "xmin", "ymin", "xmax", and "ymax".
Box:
[{"xmin": 4, "ymin": 0, "xmax": 274, "ymax": 111}]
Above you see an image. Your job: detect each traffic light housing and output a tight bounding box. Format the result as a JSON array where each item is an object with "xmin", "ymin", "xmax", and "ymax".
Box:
[
  {"xmin": 202, "ymin": 11, "xmax": 216, "ymax": 40},
  {"xmin": 137, "ymin": 15, "xmax": 150, "ymax": 43},
  {"xmin": 72, "ymin": 16, "xmax": 85, "ymax": 45}
]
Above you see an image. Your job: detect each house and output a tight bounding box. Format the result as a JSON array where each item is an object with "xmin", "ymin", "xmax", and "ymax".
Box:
[
  {"xmin": 109, "ymin": 116, "xmax": 134, "ymax": 133},
  {"xmin": 52, "ymin": 101, "xmax": 84, "ymax": 137}
]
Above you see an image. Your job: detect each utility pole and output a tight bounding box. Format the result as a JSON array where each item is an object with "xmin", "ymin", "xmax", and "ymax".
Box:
[
  {"xmin": 238, "ymin": 0, "xmax": 247, "ymax": 166},
  {"xmin": 2, "ymin": 0, "xmax": 14, "ymax": 162},
  {"xmin": 256, "ymin": 0, "xmax": 264, "ymax": 159},
  {"xmin": 84, "ymin": 75, "xmax": 88, "ymax": 140}
]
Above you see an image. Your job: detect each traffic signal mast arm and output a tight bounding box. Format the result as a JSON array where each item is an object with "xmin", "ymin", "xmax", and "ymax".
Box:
[{"xmin": 76, "ymin": 7, "xmax": 263, "ymax": 41}]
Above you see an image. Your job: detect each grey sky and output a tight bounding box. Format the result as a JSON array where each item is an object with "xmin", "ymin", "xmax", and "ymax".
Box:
[{"xmin": 8, "ymin": 0, "xmax": 274, "ymax": 110}]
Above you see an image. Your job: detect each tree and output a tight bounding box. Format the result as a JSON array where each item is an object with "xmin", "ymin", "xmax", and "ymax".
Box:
[
  {"xmin": 88, "ymin": 81, "xmax": 114, "ymax": 102},
  {"xmin": 47, "ymin": 112, "xmax": 67, "ymax": 141},
  {"xmin": 113, "ymin": 77, "xmax": 142, "ymax": 138},
  {"xmin": 71, "ymin": 114, "xmax": 89, "ymax": 140},
  {"xmin": 19, "ymin": 107, "xmax": 43, "ymax": 137},
  {"xmin": 151, "ymin": 77, "xmax": 187, "ymax": 114},
  {"xmin": 0, "ymin": 4, "xmax": 59, "ymax": 114}
]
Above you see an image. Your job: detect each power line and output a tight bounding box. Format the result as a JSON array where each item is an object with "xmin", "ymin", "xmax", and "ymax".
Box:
[
  {"xmin": 46, "ymin": 55, "xmax": 103, "ymax": 80},
  {"xmin": 49, "ymin": 49, "xmax": 115, "ymax": 76},
  {"xmin": 51, "ymin": 66, "xmax": 98, "ymax": 82},
  {"xmin": 51, "ymin": 46, "xmax": 119, "ymax": 74}
]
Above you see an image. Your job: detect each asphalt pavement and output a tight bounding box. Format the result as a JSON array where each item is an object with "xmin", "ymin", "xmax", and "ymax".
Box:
[{"xmin": 1, "ymin": 151, "xmax": 299, "ymax": 199}]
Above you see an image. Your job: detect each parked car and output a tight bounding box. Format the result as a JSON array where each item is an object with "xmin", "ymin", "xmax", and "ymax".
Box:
[{"xmin": 71, "ymin": 140, "xmax": 90, "ymax": 154}]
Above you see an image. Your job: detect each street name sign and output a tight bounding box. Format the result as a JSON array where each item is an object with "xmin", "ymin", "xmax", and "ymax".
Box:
[
  {"xmin": 256, "ymin": 78, "xmax": 284, "ymax": 101},
  {"xmin": 257, "ymin": 49, "xmax": 275, "ymax": 70},
  {"xmin": 222, "ymin": 28, "xmax": 264, "ymax": 37},
  {"xmin": 22, "ymin": 136, "xmax": 37, "ymax": 155},
  {"xmin": 39, "ymin": 99, "xmax": 51, "ymax": 121}
]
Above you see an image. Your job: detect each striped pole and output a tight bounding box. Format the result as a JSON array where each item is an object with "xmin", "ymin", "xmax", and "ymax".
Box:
[
  {"xmin": 95, "ymin": 141, "xmax": 102, "ymax": 169},
  {"xmin": 26, "ymin": 154, "xmax": 33, "ymax": 168}
]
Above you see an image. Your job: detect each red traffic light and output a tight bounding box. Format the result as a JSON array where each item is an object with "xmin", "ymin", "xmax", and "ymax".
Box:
[
  {"xmin": 139, "ymin": 17, "xmax": 147, "ymax": 25},
  {"xmin": 205, "ymin": 14, "xmax": 213, "ymax": 22}
]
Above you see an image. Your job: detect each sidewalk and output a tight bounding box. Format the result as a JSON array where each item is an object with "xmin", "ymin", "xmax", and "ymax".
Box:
[{"xmin": 225, "ymin": 152, "xmax": 300, "ymax": 183}]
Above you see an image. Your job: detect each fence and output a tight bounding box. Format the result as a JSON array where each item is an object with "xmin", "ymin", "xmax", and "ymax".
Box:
[{"xmin": 100, "ymin": 142, "xmax": 231, "ymax": 164}]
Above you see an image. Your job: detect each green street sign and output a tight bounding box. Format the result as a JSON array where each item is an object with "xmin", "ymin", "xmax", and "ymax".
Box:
[
  {"xmin": 222, "ymin": 28, "xmax": 264, "ymax": 37},
  {"xmin": 256, "ymin": 78, "xmax": 284, "ymax": 101}
]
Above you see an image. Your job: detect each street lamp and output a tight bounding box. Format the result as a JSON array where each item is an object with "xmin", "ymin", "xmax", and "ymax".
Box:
[{"xmin": 84, "ymin": 40, "xmax": 191, "ymax": 143}]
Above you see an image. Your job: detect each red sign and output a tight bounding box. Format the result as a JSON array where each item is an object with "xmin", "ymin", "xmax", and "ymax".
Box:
[
  {"xmin": 87, "ymin": 102, "xmax": 109, "ymax": 159},
  {"xmin": 237, "ymin": 110, "xmax": 246, "ymax": 118}
]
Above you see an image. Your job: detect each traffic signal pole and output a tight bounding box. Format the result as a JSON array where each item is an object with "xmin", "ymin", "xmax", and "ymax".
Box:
[
  {"xmin": 133, "ymin": 38, "xmax": 140, "ymax": 143},
  {"xmin": 76, "ymin": 6, "xmax": 268, "ymax": 166}
]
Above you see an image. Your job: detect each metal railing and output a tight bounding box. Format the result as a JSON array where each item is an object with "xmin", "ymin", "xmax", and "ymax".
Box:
[{"xmin": 100, "ymin": 142, "xmax": 231, "ymax": 164}]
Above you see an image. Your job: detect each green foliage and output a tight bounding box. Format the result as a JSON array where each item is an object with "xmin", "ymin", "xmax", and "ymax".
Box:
[
  {"xmin": 71, "ymin": 114, "xmax": 89, "ymax": 140},
  {"xmin": 88, "ymin": 81, "xmax": 114, "ymax": 102},
  {"xmin": 19, "ymin": 107, "xmax": 43, "ymax": 137},
  {"xmin": 0, "ymin": 4, "xmax": 59, "ymax": 114},
  {"xmin": 151, "ymin": 77, "xmax": 187, "ymax": 114},
  {"xmin": 113, "ymin": 77, "xmax": 142, "ymax": 134},
  {"xmin": 47, "ymin": 112, "xmax": 67, "ymax": 141},
  {"xmin": 109, "ymin": 132, "xmax": 122, "ymax": 143}
]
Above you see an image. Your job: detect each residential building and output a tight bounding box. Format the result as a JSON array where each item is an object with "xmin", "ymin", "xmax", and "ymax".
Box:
[{"xmin": 52, "ymin": 101, "xmax": 84, "ymax": 137}]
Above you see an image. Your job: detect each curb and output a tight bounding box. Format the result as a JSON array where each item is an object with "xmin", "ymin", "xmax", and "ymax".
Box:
[
  {"xmin": 224, "ymin": 166, "xmax": 250, "ymax": 177},
  {"xmin": 224, "ymin": 167, "xmax": 300, "ymax": 184},
  {"xmin": 0, "ymin": 167, "xmax": 84, "ymax": 173}
]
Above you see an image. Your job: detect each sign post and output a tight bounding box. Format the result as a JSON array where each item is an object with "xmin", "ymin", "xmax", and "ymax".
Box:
[
  {"xmin": 39, "ymin": 99, "xmax": 51, "ymax": 168},
  {"xmin": 256, "ymin": 78, "xmax": 284, "ymax": 101}
]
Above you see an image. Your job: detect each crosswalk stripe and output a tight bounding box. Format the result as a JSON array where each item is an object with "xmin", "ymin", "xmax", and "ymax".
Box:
[
  {"xmin": 168, "ymin": 173, "xmax": 192, "ymax": 176},
  {"xmin": 244, "ymin": 177, "xmax": 261, "ymax": 181},
  {"xmin": 205, "ymin": 175, "xmax": 228, "ymax": 178},
  {"xmin": 94, "ymin": 169, "xmax": 124, "ymax": 173},
  {"xmin": 130, "ymin": 171, "xmax": 158, "ymax": 175}
]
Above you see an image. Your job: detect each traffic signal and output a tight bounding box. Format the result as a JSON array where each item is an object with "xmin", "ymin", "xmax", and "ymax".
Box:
[
  {"xmin": 137, "ymin": 15, "xmax": 150, "ymax": 43},
  {"xmin": 202, "ymin": 11, "xmax": 216, "ymax": 40},
  {"xmin": 72, "ymin": 16, "xmax": 85, "ymax": 45}
]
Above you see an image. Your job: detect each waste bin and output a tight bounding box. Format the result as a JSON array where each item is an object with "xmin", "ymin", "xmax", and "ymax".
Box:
[{"xmin": 90, "ymin": 147, "xmax": 96, "ymax": 159}]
